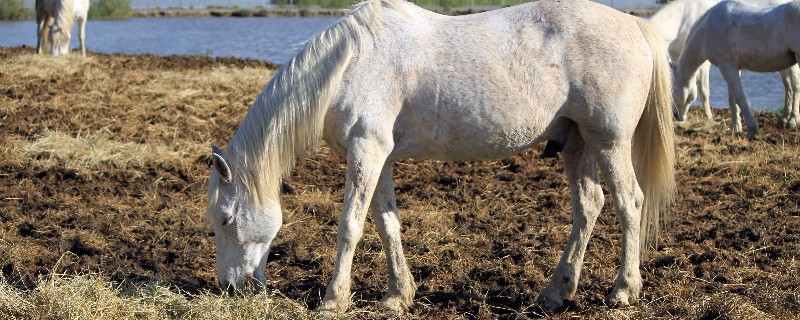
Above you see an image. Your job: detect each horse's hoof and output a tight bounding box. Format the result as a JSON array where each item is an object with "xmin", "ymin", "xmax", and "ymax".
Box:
[
  {"xmin": 315, "ymin": 297, "xmax": 350, "ymax": 314},
  {"xmin": 379, "ymin": 295, "xmax": 411, "ymax": 314},
  {"xmin": 727, "ymin": 126, "xmax": 743, "ymax": 136},
  {"xmin": 605, "ymin": 288, "xmax": 638, "ymax": 308},
  {"xmin": 747, "ymin": 132, "xmax": 759, "ymax": 140},
  {"xmin": 537, "ymin": 288, "xmax": 565, "ymax": 310}
]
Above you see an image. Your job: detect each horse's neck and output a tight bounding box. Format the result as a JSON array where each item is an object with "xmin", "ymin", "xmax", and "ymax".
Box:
[
  {"xmin": 226, "ymin": 6, "xmax": 371, "ymax": 205},
  {"xmin": 52, "ymin": 0, "xmax": 74, "ymax": 26},
  {"xmin": 674, "ymin": 40, "xmax": 706, "ymax": 89}
]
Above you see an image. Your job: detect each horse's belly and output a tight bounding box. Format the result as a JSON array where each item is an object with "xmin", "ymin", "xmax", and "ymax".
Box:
[
  {"xmin": 734, "ymin": 53, "xmax": 796, "ymax": 72},
  {"xmin": 390, "ymin": 107, "xmax": 550, "ymax": 161}
]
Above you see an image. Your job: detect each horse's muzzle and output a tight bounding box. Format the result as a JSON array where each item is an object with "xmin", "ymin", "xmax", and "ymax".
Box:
[
  {"xmin": 673, "ymin": 109, "xmax": 686, "ymax": 121},
  {"xmin": 220, "ymin": 274, "xmax": 266, "ymax": 295}
]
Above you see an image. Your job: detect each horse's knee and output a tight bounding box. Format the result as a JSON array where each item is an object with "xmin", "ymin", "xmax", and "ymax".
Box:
[{"xmin": 337, "ymin": 220, "xmax": 364, "ymax": 245}]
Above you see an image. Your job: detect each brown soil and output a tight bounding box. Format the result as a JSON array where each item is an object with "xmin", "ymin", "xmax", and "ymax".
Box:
[{"xmin": 1, "ymin": 46, "xmax": 799, "ymax": 319}]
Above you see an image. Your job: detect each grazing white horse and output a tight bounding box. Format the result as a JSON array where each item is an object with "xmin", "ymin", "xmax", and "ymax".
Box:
[
  {"xmin": 206, "ymin": 0, "xmax": 675, "ymax": 312},
  {"xmin": 673, "ymin": 0, "xmax": 800, "ymax": 139},
  {"xmin": 650, "ymin": 0, "xmax": 721, "ymax": 119},
  {"xmin": 652, "ymin": 0, "xmax": 800, "ymax": 127},
  {"xmin": 36, "ymin": 0, "xmax": 89, "ymax": 56}
]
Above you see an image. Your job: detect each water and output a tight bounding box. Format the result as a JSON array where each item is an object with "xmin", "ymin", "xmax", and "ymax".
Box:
[
  {"xmin": 0, "ymin": 17, "xmax": 786, "ymax": 110},
  {"xmin": 0, "ymin": 17, "xmax": 337, "ymax": 64}
]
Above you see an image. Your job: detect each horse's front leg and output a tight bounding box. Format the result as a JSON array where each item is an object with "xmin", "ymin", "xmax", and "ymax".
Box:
[
  {"xmin": 779, "ymin": 65, "xmax": 800, "ymax": 129},
  {"xmin": 728, "ymin": 92, "xmax": 743, "ymax": 135},
  {"xmin": 318, "ymin": 134, "xmax": 392, "ymax": 313},
  {"xmin": 36, "ymin": 15, "xmax": 49, "ymax": 55},
  {"xmin": 370, "ymin": 162, "xmax": 415, "ymax": 312},
  {"xmin": 595, "ymin": 141, "xmax": 644, "ymax": 307},
  {"xmin": 538, "ymin": 130, "xmax": 604, "ymax": 310},
  {"xmin": 78, "ymin": 17, "xmax": 87, "ymax": 57},
  {"xmin": 697, "ymin": 61, "xmax": 713, "ymax": 120},
  {"xmin": 719, "ymin": 65, "xmax": 759, "ymax": 139}
]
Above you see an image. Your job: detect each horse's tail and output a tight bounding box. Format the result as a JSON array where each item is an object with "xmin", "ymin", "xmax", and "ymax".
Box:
[{"xmin": 633, "ymin": 19, "xmax": 676, "ymax": 253}]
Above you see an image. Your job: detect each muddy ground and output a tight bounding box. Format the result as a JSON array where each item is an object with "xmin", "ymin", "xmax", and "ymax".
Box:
[{"xmin": 0, "ymin": 46, "xmax": 798, "ymax": 318}]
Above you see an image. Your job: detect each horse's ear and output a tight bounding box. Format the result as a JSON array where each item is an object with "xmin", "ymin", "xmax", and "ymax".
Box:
[{"xmin": 211, "ymin": 145, "xmax": 232, "ymax": 183}]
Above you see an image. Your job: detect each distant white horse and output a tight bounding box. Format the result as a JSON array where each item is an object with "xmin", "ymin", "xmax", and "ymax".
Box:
[
  {"xmin": 650, "ymin": 0, "xmax": 721, "ymax": 119},
  {"xmin": 206, "ymin": 0, "xmax": 675, "ymax": 312},
  {"xmin": 36, "ymin": 0, "xmax": 89, "ymax": 56},
  {"xmin": 673, "ymin": 0, "xmax": 800, "ymax": 139},
  {"xmin": 652, "ymin": 0, "xmax": 799, "ymax": 127}
]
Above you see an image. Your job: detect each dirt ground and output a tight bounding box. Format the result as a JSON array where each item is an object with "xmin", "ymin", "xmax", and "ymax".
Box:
[{"xmin": 1, "ymin": 46, "xmax": 799, "ymax": 319}]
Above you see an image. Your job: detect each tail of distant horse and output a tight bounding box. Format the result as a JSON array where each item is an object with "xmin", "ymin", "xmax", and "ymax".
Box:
[{"xmin": 633, "ymin": 19, "xmax": 676, "ymax": 252}]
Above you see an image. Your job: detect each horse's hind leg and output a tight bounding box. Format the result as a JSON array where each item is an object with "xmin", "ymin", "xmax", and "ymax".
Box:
[
  {"xmin": 537, "ymin": 129, "xmax": 604, "ymax": 310},
  {"xmin": 779, "ymin": 65, "xmax": 800, "ymax": 129},
  {"xmin": 697, "ymin": 61, "xmax": 713, "ymax": 120},
  {"xmin": 318, "ymin": 133, "xmax": 393, "ymax": 313},
  {"xmin": 719, "ymin": 64, "xmax": 759, "ymax": 139},
  {"xmin": 370, "ymin": 162, "xmax": 415, "ymax": 312},
  {"xmin": 593, "ymin": 139, "xmax": 645, "ymax": 307}
]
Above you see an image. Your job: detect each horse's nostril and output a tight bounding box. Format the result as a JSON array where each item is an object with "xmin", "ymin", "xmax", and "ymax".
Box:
[
  {"xmin": 220, "ymin": 279, "xmax": 236, "ymax": 295},
  {"xmin": 251, "ymin": 276, "xmax": 266, "ymax": 292}
]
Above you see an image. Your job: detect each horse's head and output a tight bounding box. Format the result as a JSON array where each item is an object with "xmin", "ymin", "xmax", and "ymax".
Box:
[
  {"xmin": 207, "ymin": 145, "xmax": 282, "ymax": 294},
  {"xmin": 48, "ymin": 24, "xmax": 70, "ymax": 56},
  {"xmin": 670, "ymin": 61, "xmax": 695, "ymax": 121}
]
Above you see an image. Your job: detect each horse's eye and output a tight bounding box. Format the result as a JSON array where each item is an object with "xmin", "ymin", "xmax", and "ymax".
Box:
[{"xmin": 221, "ymin": 215, "xmax": 234, "ymax": 226}]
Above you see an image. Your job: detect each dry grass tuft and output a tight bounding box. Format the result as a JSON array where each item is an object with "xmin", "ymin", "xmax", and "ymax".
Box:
[
  {"xmin": 0, "ymin": 54, "xmax": 99, "ymax": 78},
  {"xmin": 12, "ymin": 129, "xmax": 205, "ymax": 171},
  {"xmin": 0, "ymin": 272, "xmax": 337, "ymax": 320}
]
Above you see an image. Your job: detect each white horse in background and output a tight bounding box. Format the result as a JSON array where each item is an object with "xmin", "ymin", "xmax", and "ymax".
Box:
[
  {"xmin": 36, "ymin": 0, "xmax": 90, "ymax": 56},
  {"xmin": 652, "ymin": 0, "xmax": 800, "ymax": 127},
  {"xmin": 650, "ymin": 0, "xmax": 722, "ymax": 119},
  {"xmin": 206, "ymin": 0, "xmax": 675, "ymax": 312},
  {"xmin": 673, "ymin": 0, "xmax": 800, "ymax": 139}
]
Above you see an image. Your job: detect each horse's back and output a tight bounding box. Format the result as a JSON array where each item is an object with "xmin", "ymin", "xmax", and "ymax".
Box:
[
  {"xmin": 328, "ymin": 0, "xmax": 655, "ymax": 161},
  {"xmin": 697, "ymin": 0, "xmax": 798, "ymax": 71}
]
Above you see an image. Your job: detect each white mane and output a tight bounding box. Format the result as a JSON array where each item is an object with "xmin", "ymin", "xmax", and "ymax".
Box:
[
  {"xmin": 47, "ymin": 0, "xmax": 75, "ymax": 33},
  {"xmin": 217, "ymin": 0, "xmax": 408, "ymax": 207}
]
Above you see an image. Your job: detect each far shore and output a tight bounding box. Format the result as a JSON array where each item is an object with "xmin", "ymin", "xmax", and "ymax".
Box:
[{"xmin": 131, "ymin": 6, "xmax": 655, "ymax": 18}]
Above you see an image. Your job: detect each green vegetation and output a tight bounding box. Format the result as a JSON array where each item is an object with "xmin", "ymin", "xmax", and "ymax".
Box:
[
  {"xmin": 0, "ymin": 0, "xmax": 32, "ymax": 20},
  {"xmin": 88, "ymin": 0, "xmax": 133, "ymax": 19}
]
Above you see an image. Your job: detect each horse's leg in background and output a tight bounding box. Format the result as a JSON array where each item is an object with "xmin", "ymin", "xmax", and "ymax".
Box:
[
  {"xmin": 593, "ymin": 139, "xmax": 644, "ymax": 306},
  {"xmin": 36, "ymin": 15, "xmax": 43, "ymax": 54},
  {"xmin": 719, "ymin": 65, "xmax": 759, "ymax": 139},
  {"xmin": 728, "ymin": 91, "xmax": 743, "ymax": 135},
  {"xmin": 537, "ymin": 128, "xmax": 603, "ymax": 310},
  {"xmin": 369, "ymin": 162, "xmax": 415, "ymax": 312},
  {"xmin": 779, "ymin": 65, "xmax": 800, "ymax": 129},
  {"xmin": 318, "ymin": 131, "xmax": 393, "ymax": 313},
  {"xmin": 697, "ymin": 61, "xmax": 713, "ymax": 119},
  {"xmin": 78, "ymin": 16, "xmax": 86, "ymax": 57},
  {"xmin": 36, "ymin": 13, "xmax": 51, "ymax": 54}
]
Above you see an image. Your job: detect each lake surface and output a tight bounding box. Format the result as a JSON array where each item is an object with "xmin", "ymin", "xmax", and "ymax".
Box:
[
  {"xmin": 0, "ymin": 17, "xmax": 786, "ymax": 110},
  {"xmin": 0, "ymin": 17, "xmax": 338, "ymax": 64}
]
